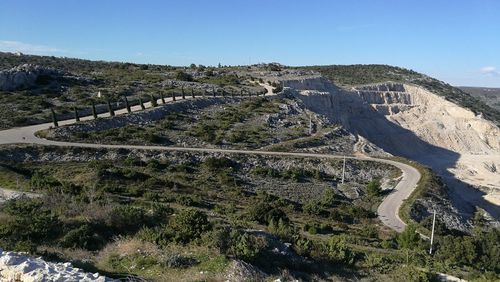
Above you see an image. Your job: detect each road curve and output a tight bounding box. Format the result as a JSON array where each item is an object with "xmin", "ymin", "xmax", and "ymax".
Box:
[{"xmin": 0, "ymin": 86, "xmax": 419, "ymax": 233}]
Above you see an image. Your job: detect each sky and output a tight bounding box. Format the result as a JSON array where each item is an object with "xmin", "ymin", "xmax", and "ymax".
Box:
[{"xmin": 1, "ymin": 0, "xmax": 499, "ymax": 87}]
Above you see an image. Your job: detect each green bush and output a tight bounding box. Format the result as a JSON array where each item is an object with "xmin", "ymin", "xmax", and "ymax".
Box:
[
  {"xmin": 175, "ymin": 71, "xmax": 193, "ymax": 81},
  {"xmin": 107, "ymin": 205, "xmax": 148, "ymax": 233},
  {"xmin": 247, "ymin": 201, "xmax": 288, "ymax": 224},
  {"xmin": 327, "ymin": 234, "xmax": 354, "ymax": 264},
  {"xmin": 268, "ymin": 218, "xmax": 295, "ymax": 242},
  {"xmin": 227, "ymin": 230, "xmax": 266, "ymax": 262},
  {"xmin": 366, "ymin": 180, "xmax": 381, "ymax": 197},
  {"xmin": 0, "ymin": 199, "xmax": 61, "ymax": 245},
  {"xmin": 169, "ymin": 209, "xmax": 211, "ymax": 243},
  {"xmin": 397, "ymin": 224, "xmax": 420, "ymax": 250},
  {"xmin": 60, "ymin": 224, "xmax": 103, "ymax": 250},
  {"xmin": 303, "ymin": 200, "xmax": 324, "ymax": 216}
]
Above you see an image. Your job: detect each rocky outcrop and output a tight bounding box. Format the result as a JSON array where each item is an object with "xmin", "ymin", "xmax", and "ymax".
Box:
[
  {"xmin": 0, "ymin": 249, "xmax": 115, "ymax": 281},
  {"xmin": 0, "ymin": 64, "xmax": 64, "ymax": 91},
  {"xmin": 352, "ymin": 82, "xmax": 500, "ymax": 154}
]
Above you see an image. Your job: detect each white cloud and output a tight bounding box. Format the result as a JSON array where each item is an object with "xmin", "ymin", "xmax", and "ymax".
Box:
[
  {"xmin": 0, "ymin": 40, "xmax": 67, "ymax": 55},
  {"xmin": 480, "ymin": 66, "xmax": 500, "ymax": 76},
  {"xmin": 136, "ymin": 52, "xmax": 144, "ymax": 56}
]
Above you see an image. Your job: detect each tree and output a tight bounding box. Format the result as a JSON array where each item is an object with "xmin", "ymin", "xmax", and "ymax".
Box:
[
  {"xmin": 397, "ymin": 224, "xmax": 420, "ymax": 250},
  {"xmin": 139, "ymin": 97, "xmax": 145, "ymax": 110},
  {"xmin": 51, "ymin": 108, "xmax": 58, "ymax": 127},
  {"xmin": 191, "ymin": 88, "xmax": 195, "ymax": 98},
  {"xmin": 367, "ymin": 180, "xmax": 382, "ymax": 197},
  {"xmin": 150, "ymin": 94, "xmax": 157, "ymax": 107},
  {"xmin": 212, "ymin": 87, "xmax": 216, "ymax": 98},
  {"xmin": 106, "ymin": 99, "xmax": 115, "ymax": 116},
  {"xmin": 172, "ymin": 91, "xmax": 176, "ymax": 101},
  {"xmin": 203, "ymin": 89, "xmax": 207, "ymax": 98},
  {"xmin": 175, "ymin": 70, "xmax": 193, "ymax": 81},
  {"xmin": 181, "ymin": 86, "xmax": 186, "ymax": 99},
  {"xmin": 91, "ymin": 101, "xmax": 98, "ymax": 119},
  {"xmin": 160, "ymin": 92, "xmax": 166, "ymax": 104},
  {"xmin": 73, "ymin": 106, "xmax": 80, "ymax": 122},
  {"xmin": 124, "ymin": 97, "xmax": 131, "ymax": 113}
]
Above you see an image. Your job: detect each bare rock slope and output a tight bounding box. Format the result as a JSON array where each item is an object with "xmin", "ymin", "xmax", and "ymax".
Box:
[{"xmin": 281, "ymin": 75, "xmax": 500, "ymax": 225}]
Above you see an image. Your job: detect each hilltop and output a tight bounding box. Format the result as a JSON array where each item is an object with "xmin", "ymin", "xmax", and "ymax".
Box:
[{"xmin": 0, "ymin": 53, "xmax": 499, "ymax": 281}]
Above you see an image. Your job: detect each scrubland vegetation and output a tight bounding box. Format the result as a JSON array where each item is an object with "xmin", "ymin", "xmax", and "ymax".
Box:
[{"xmin": 0, "ymin": 151, "xmax": 497, "ymax": 281}]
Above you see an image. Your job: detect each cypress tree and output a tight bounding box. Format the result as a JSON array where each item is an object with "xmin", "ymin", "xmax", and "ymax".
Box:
[
  {"xmin": 91, "ymin": 101, "xmax": 98, "ymax": 119},
  {"xmin": 139, "ymin": 97, "xmax": 146, "ymax": 110},
  {"xmin": 125, "ymin": 97, "xmax": 131, "ymax": 113},
  {"xmin": 203, "ymin": 89, "xmax": 207, "ymax": 98},
  {"xmin": 181, "ymin": 86, "xmax": 186, "ymax": 99},
  {"xmin": 172, "ymin": 91, "xmax": 176, "ymax": 101},
  {"xmin": 191, "ymin": 88, "xmax": 195, "ymax": 98},
  {"xmin": 51, "ymin": 108, "xmax": 58, "ymax": 127},
  {"xmin": 151, "ymin": 94, "xmax": 158, "ymax": 107},
  {"xmin": 107, "ymin": 99, "xmax": 115, "ymax": 116},
  {"xmin": 160, "ymin": 92, "xmax": 166, "ymax": 104},
  {"xmin": 212, "ymin": 87, "xmax": 216, "ymax": 98},
  {"xmin": 74, "ymin": 106, "xmax": 80, "ymax": 122}
]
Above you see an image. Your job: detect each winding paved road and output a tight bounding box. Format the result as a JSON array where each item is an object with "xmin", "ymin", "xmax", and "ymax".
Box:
[{"xmin": 0, "ymin": 85, "xmax": 420, "ymax": 233}]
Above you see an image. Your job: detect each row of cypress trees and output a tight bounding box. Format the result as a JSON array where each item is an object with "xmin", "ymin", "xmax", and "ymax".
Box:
[{"xmin": 52, "ymin": 87, "xmax": 261, "ymax": 127}]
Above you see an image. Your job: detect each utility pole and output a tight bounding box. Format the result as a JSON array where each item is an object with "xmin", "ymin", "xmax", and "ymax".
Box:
[
  {"xmin": 341, "ymin": 156, "xmax": 346, "ymax": 184},
  {"xmin": 429, "ymin": 210, "xmax": 436, "ymax": 254}
]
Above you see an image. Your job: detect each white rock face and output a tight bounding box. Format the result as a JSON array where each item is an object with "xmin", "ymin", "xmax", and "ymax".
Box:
[
  {"xmin": 354, "ymin": 82, "xmax": 499, "ymax": 154},
  {"xmin": 286, "ymin": 77, "xmax": 500, "ymax": 221},
  {"xmin": 0, "ymin": 64, "xmax": 62, "ymax": 91},
  {"xmin": 0, "ymin": 249, "xmax": 116, "ymax": 282}
]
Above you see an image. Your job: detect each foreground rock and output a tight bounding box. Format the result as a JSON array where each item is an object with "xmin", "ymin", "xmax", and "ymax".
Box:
[{"xmin": 0, "ymin": 249, "xmax": 116, "ymax": 281}]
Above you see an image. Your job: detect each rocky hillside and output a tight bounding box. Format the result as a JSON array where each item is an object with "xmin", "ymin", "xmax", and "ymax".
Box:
[
  {"xmin": 459, "ymin": 86, "xmax": 500, "ymax": 111},
  {"xmin": 274, "ymin": 75, "xmax": 499, "ymax": 228},
  {"xmin": 305, "ymin": 65, "xmax": 500, "ymax": 125}
]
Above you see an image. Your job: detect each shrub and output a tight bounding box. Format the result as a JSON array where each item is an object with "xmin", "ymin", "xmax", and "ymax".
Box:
[
  {"xmin": 303, "ymin": 200, "xmax": 324, "ymax": 216},
  {"xmin": 327, "ymin": 234, "xmax": 354, "ymax": 264},
  {"xmin": 247, "ymin": 201, "xmax": 288, "ymax": 225},
  {"xmin": 320, "ymin": 188, "xmax": 338, "ymax": 207},
  {"xmin": 366, "ymin": 180, "xmax": 382, "ymax": 197},
  {"xmin": 169, "ymin": 209, "xmax": 210, "ymax": 243},
  {"xmin": 227, "ymin": 230, "xmax": 266, "ymax": 262},
  {"xmin": 175, "ymin": 71, "xmax": 193, "ymax": 81},
  {"xmin": 60, "ymin": 224, "xmax": 103, "ymax": 250},
  {"xmin": 107, "ymin": 205, "xmax": 148, "ymax": 233},
  {"xmin": 397, "ymin": 224, "xmax": 420, "ymax": 250},
  {"xmin": 0, "ymin": 199, "xmax": 61, "ymax": 244},
  {"xmin": 268, "ymin": 218, "xmax": 295, "ymax": 242}
]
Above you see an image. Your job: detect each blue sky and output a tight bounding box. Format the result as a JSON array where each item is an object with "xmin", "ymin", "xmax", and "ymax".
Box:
[{"xmin": 1, "ymin": 0, "xmax": 499, "ymax": 87}]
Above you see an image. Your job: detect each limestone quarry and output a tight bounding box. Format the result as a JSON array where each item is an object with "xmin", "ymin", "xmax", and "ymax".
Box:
[{"xmin": 278, "ymin": 75, "xmax": 500, "ymax": 222}]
